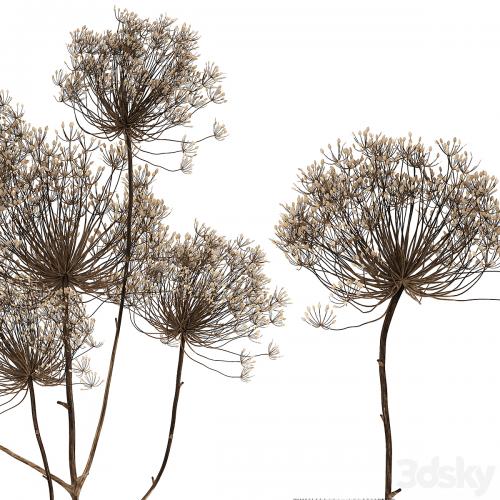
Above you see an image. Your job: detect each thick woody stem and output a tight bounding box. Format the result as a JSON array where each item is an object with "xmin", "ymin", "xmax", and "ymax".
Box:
[{"xmin": 378, "ymin": 286, "xmax": 403, "ymax": 500}]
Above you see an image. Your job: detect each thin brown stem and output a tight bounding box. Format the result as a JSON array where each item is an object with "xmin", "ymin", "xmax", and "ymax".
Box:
[
  {"xmin": 28, "ymin": 378, "xmax": 54, "ymax": 500},
  {"xmin": 141, "ymin": 334, "xmax": 186, "ymax": 500},
  {"xmin": 62, "ymin": 286, "xmax": 78, "ymax": 496},
  {"xmin": 80, "ymin": 131, "xmax": 134, "ymax": 487},
  {"xmin": 378, "ymin": 286, "xmax": 403, "ymax": 500}
]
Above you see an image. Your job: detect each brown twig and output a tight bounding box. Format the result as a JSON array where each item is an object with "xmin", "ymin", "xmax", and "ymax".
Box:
[
  {"xmin": 0, "ymin": 443, "xmax": 70, "ymax": 492},
  {"xmin": 141, "ymin": 334, "xmax": 186, "ymax": 499},
  {"xmin": 81, "ymin": 132, "xmax": 134, "ymax": 490}
]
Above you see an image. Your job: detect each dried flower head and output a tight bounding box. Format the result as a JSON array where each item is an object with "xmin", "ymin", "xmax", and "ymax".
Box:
[
  {"xmin": 54, "ymin": 8, "xmax": 226, "ymax": 172},
  {"xmin": 303, "ymin": 302, "xmax": 337, "ymax": 329},
  {"xmin": 128, "ymin": 222, "xmax": 288, "ymax": 381},
  {"xmin": 0, "ymin": 124, "xmax": 167, "ymax": 297},
  {"xmin": 276, "ymin": 129, "xmax": 500, "ymax": 313}
]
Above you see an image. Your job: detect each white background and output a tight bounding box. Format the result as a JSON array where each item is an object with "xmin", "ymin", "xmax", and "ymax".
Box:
[{"xmin": 1, "ymin": 1, "xmax": 500, "ymax": 499}]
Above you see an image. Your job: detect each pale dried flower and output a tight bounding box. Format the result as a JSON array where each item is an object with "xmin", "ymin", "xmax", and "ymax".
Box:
[
  {"xmin": 276, "ymin": 129, "xmax": 500, "ymax": 311},
  {"xmin": 54, "ymin": 8, "xmax": 226, "ymax": 173},
  {"xmin": 0, "ymin": 124, "xmax": 167, "ymax": 297},
  {"xmin": 128, "ymin": 222, "xmax": 288, "ymax": 380}
]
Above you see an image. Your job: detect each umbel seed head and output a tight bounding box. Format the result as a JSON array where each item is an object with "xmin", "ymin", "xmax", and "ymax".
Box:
[
  {"xmin": 126, "ymin": 222, "xmax": 288, "ymax": 381},
  {"xmin": 275, "ymin": 130, "xmax": 500, "ymax": 311}
]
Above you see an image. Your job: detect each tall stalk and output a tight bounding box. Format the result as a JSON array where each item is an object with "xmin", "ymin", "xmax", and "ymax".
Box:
[
  {"xmin": 141, "ymin": 334, "xmax": 186, "ymax": 500},
  {"xmin": 28, "ymin": 377, "xmax": 54, "ymax": 500},
  {"xmin": 61, "ymin": 285, "xmax": 78, "ymax": 499},
  {"xmin": 378, "ymin": 286, "xmax": 403, "ymax": 500},
  {"xmin": 80, "ymin": 131, "xmax": 134, "ymax": 490}
]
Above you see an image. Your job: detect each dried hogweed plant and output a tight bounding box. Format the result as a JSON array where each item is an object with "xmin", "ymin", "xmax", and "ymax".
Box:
[
  {"xmin": 0, "ymin": 126, "xmax": 125, "ymax": 497},
  {"xmin": 275, "ymin": 129, "xmax": 500, "ymax": 500},
  {"xmin": 53, "ymin": 10, "xmax": 226, "ymax": 490},
  {"xmin": 0, "ymin": 8, "xmax": 287, "ymax": 500},
  {"xmin": 124, "ymin": 222, "xmax": 287, "ymax": 499},
  {"xmin": 0, "ymin": 114, "xmax": 167, "ymax": 498}
]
